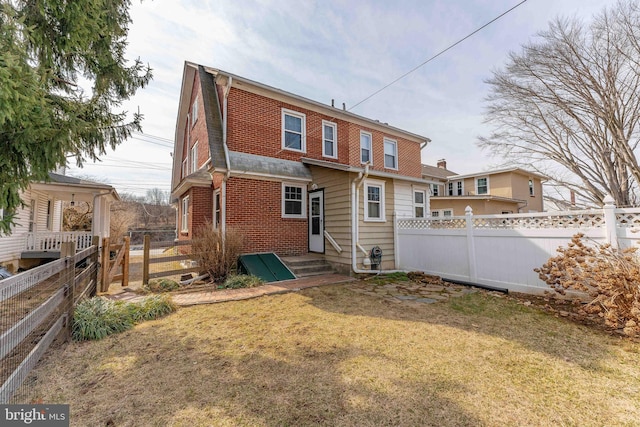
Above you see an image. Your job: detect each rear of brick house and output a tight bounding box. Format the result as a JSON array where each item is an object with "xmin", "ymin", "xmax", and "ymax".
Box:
[{"xmin": 170, "ymin": 62, "xmax": 432, "ymax": 273}]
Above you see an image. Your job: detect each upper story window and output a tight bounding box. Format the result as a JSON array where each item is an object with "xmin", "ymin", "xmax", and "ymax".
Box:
[
  {"xmin": 214, "ymin": 190, "xmax": 221, "ymax": 229},
  {"xmin": 383, "ymin": 138, "xmax": 397, "ymax": 169},
  {"xmin": 529, "ymin": 179, "xmax": 535, "ymax": 196},
  {"xmin": 191, "ymin": 142, "xmax": 199, "ymax": 173},
  {"xmin": 476, "ymin": 177, "xmax": 488, "ymax": 195},
  {"xmin": 431, "ymin": 184, "xmax": 440, "ymax": 196},
  {"xmin": 322, "ymin": 121, "xmax": 337, "ymax": 158},
  {"xmin": 448, "ymin": 181, "xmax": 464, "ymax": 196},
  {"xmin": 414, "ymin": 189, "xmax": 427, "ymax": 218},
  {"xmin": 282, "ymin": 183, "xmax": 306, "ymax": 218},
  {"xmin": 360, "ymin": 131, "xmax": 372, "ymax": 164},
  {"xmin": 364, "ymin": 179, "xmax": 386, "ymax": 221},
  {"xmin": 181, "ymin": 196, "xmax": 189, "ymax": 233},
  {"xmin": 182, "ymin": 158, "xmax": 188, "ymax": 178},
  {"xmin": 191, "ymin": 96, "xmax": 199, "ymax": 126},
  {"xmin": 282, "ymin": 109, "xmax": 306, "ymax": 152}
]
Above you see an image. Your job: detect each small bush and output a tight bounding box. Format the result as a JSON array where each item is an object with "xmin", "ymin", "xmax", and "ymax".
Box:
[
  {"xmin": 144, "ymin": 278, "xmax": 180, "ymax": 293},
  {"xmin": 220, "ymin": 274, "xmax": 264, "ymax": 289},
  {"xmin": 72, "ymin": 295, "xmax": 177, "ymax": 341},
  {"xmin": 192, "ymin": 224, "xmax": 245, "ymax": 282},
  {"xmin": 535, "ymin": 233, "xmax": 640, "ymax": 335}
]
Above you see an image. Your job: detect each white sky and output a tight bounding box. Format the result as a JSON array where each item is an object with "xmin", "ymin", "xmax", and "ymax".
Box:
[{"xmin": 66, "ymin": 0, "xmax": 612, "ymax": 197}]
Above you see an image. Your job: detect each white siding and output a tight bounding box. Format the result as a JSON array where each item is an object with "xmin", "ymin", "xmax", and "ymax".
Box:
[
  {"xmin": 393, "ymin": 181, "xmax": 413, "ymax": 218},
  {"xmin": 0, "ymin": 189, "xmax": 31, "ymax": 271}
]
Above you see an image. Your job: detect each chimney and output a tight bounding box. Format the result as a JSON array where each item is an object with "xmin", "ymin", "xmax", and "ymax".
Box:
[{"xmin": 437, "ymin": 159, "xmax": 447, "ymax": 169}]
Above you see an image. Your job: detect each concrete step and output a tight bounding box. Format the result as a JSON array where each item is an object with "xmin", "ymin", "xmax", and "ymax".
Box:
[{"xmin": 281, "ymin": 255, "xmax": 334, "ymax": 278}]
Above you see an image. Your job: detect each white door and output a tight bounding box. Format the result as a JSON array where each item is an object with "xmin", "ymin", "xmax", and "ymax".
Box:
[{"xmin": 309, "ymin": 190, "xmax": 324, "ymax": 253}]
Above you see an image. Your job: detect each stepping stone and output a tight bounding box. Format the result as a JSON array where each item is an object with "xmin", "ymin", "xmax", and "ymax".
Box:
[
  {"xmin": 415, "ymin": 298, "xmax": 439, "ymax": 303},
  {"xmin": 395, "ymin": 295, "xmax": 417, "ymax": 300}
]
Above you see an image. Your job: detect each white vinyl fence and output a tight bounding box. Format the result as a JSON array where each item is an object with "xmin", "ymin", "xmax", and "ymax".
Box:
[{"xmin": 396, "ymin": 197, "xmax": 640, "ymax": 294}]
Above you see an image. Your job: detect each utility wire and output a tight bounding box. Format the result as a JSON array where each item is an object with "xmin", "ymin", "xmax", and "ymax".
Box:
[{"xmin": 349, "ymin": 0, "xmax": 528, "ymax": 111}]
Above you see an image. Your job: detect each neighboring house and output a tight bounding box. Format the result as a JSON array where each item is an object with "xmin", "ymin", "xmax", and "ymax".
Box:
[
  {"xmin": 170, "ymin": 62, "xmax": 432, "ymax": 272},
  {"xmin": 422, "ymin": 159, "xmax": 545, "ymax": 216},
  {"xmin": 0, "ymin": 173, "xmax": 119, "ymax": 272}
]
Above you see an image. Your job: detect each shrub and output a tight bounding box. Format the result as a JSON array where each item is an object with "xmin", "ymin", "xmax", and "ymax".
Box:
[
  {"xmin": 220, "ymin": 274, "xmax": 264, "ymax": 289},
  {"xmin": 144, "ymin": 278, "xmax": 180, "ymax": 293},
  {"xmin": 72, "ymin": 295, "xmax": 177, "ymax": 341},
  {"xmin": 191, "ymin": 223, "xmax": 245, "ymax": 282},
  {"xmin": 535, "ymin": 233, "xmax": 640, "ymax": 335}
]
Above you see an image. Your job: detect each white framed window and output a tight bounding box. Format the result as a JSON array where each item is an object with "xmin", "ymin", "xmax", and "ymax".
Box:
[
  {"xmin": 213, "ymin": 189, "xmax": 221, "ymax": 229},
  {"xmin": 447, "ymin": 181, "xmax": 464, "ymax": 196},
  {"xmin": 46, "ymin": 200, "xmax": 52, "ymax": 231},
  {"xmin": 191, "ymin": 142, "xmax": 199, "ymax": 173},
  {"xmin": 192, "ymin": 96, "xmax": 199, "ymax": 126},
  {"xmin": 322, "ymin": 120, "xmax": 337, "ymax": 158},
  {"xmin": 431, "ymin": 210, "xmax": 439, "ymax": 217},
  {"xmin": 529, "ymin": 179, "xmax": 535, "ymax": 196},
  {"xmin": 431, "ymin": 209, "xmax": 453, "ymax": 217},
  {"xmin": 360, "ymin": 131, "xmax": 372, "ymax": 164},
  {"xmin": 364, "ymin": 179, "xmax": 386, "ymax": 221},
  {"xmin": 457, "ymin": 181, "xmax": 463, "ymax": 196},
  {"xmin": 282, "ymin": 109, "xmax": 306, "ymax": 152},
  {"xmin": 447, "ymin": 182, "xmax": 453, "ymax": 196},
  {"xmin": 430, "ymin": 184, "xmax": 440, "ymax": 196},
  {"xmin": 443, "ymin": 209, "xmax": 453, "ymax": 217},
  {"xmin": 476, "ymin": 177, "xmax": 488, "ymax": 195},
  {"xmin": 181, "ymin": 196, "xmax": 189, "ymax": 233},
  {"xmin": 182, "ymin": 158, "xmax": 188, "ymax": 178},
  {"xmin": 282, "ymin": 183, "xmax": 306, "ymax": 218},
  {"xmin": 413, "ymin": 189, "xmax": 427, "ymax": 218},
  {"xmin": 384, "ymin": 138, "xmax": 397, "ymax": 169}
]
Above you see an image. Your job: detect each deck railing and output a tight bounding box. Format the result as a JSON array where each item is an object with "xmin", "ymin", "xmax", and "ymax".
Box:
[{"xmin": 25, "ymin": 232, "xmax": 94, "ymax": 252}]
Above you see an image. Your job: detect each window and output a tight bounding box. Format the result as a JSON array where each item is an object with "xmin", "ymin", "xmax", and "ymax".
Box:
[
  {"xmin": 448, "ymin": 181, "xmax": 463, "ymax": 196},
  {"xmin": 191, "ymin": 142, "xmax": 198, "ymax": 173},
  {"xmin": 214, "ymin": 190, "xmax": 221, "ymax": 229},
  {"xmin": 443, "ymin": 209, "xmax": 453, "ymax": 217},
  {"xmin": 414, "ymin": 189, "xmax": 427, "ymax": 218},
  {"xmin": 282, "ymin": 183, "xmax": 306, "ymax": 218},
  {"xmin": 360, "ymin": 131, "xmax": 372, "ymax": 164},
  {"xmin": 431, "ymin": 211, "xmax": 440, "ymax": 217},
  {"xmin": 46, "ymin": 200, "xmax": 52, "ymax": 230},
  {"xmin": 448, "ymin": 182, "xmax": 453, "ymax": 196},
  {"xmin": 181, "ymin": 196, "xmax": 189, "ymax": 233},
  {"xmin": 182, "ymin": 159, "xmax": 188, "ymax": 178},
  {"xmin": 384, "ymin": 138, "xmax": 397, "ymax": 169},
  {"xmin": 322, "ymin": 121, "xmax": 337, "ymax": 158},
  {"xmin": 192, "ymin": 96, "xmax": 198, "ymax": 126},
  {"xmin": 431, "ymin": 184, "xmax": 439, "ymax": 196},
  {"xmin": 529, "ymin": 179, "xmax": 535, "ymax": 196},
  {"xmin": 282, "ymin": 109, "xmax": 306, "ymax": 152},
  {"xmin": 431, "ymin": 209, "xmax": 453, "ymax": 217},
  {"xmin": 476, "ymin": 177, "xmax": 488, "ymax": 195},
  {"xmin": 364, "ymin": 180, "xmax": 385, "ymax": 221}
]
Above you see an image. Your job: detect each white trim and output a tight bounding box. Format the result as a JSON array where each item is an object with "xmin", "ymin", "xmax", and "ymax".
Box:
[
  {"xmin": 360, "ymin": 131, "xmax": 372, "ymax": 165},
  {"xmin": 364, "ymin": 179, "xmax": 386, "ymax": 222},
  {"xmin": 383, "ymin": 138, "xmax": 398, "ymax": 170},
  {"xmin": 213, "ymin": 189, "xmax": 221, "ymax": 230},
  {"xmin": 182, "ymin": 158, "xmax": 188, "ymax": 179},
  {"xmin": 529, "ymin": 178, "xmax": 535, "ymax": 196},
  {"xmin": 430, "ymin": 208, "xmax": 453, "ymax": 217},
  {"xmin": 181, "ymin": 196, "xmax": 189, "ymax": 233},
  {"xmin": 322, "ymin": 120, "xmax": 337, "ymax": 159},
  {"xmin": 475, "ymin": 176, "xmax": 489, "ymax": 195},
  {"xmin": 191, "ymin": 141, "xmax": 199, "ymax": 173},
  {"xmin": 281, "ymin": 109, "xmax": 306, "ymax": 153},
  {"xmin": 281, "ymin": 182, "xmax": 307, "ymax": 218}
]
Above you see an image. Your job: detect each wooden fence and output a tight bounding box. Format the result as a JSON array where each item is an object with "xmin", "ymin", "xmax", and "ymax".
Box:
[
  {"xmin": 100, "ymin": 236, "xmax": 130, "ymax": 292},
  {"xmin": 0, "ymin": 238, "xmax": 99, "ymax": 403},
  {"xmin": 142, "ymin": 236, "xmax": 199, "ymax": 285}
]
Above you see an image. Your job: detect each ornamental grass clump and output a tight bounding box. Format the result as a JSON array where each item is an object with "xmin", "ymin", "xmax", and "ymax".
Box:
[
  {"xmin": 220, "ymin": 274, "xmax": 264, "ymax": 289},
  {"xmin": 72, "ymin": 295, "xmax": 176, "ymax": 341},
  {"xmin": 535, "ymin": 233, "xmax": 640, "ymax": 336}
]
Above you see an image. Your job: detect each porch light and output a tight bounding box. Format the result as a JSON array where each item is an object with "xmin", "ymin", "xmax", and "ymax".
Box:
[{"xmin": 71, "ymin": 194, "xmax": 75, "ymax": 207}]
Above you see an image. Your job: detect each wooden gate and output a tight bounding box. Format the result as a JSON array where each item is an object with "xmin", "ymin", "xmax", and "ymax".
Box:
[{"xmin": 100, "ymin": 236, "xmax": 130, "ymax": 292}]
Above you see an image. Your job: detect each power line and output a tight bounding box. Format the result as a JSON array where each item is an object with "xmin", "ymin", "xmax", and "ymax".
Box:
[{"xmin": 349, "ymin": 0, "xmax": 529, "ymax": 111}]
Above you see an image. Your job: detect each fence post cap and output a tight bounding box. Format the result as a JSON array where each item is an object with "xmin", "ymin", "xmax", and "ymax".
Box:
[
  {"xmin": 465, "ymin": 206, "xmax": 473, "ymax": 214},
  {"xmin": 603, "ymin": 195, "xmax": 615, "ymax": 206}
]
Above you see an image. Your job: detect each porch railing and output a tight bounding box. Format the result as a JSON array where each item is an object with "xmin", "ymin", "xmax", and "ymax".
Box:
[{"xmin": 25, "ymin": 232, "xmax": 94, "ymax": 252}]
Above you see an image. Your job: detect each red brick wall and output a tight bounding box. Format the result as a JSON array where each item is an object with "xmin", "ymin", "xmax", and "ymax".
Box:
[
  {"xmin": 177, "ymin": 186, "xmax": 213, "ymax": 241},
  {"xmin": 226, "ymin": 177, "xmax": 307, "ymax": 256},
  {"xmin": 223, "ymin": 86, "xmax": 422, "ymax": 178}
]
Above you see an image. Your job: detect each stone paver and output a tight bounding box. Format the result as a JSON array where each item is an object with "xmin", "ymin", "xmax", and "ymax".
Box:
[{"xmin": 106, "ymin": 274, "xmax": 478, "ymax": 307}]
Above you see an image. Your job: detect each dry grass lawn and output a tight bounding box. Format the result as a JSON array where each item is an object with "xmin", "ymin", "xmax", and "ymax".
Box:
[{"xmin": 24, "ymin": 284, "xmax": 640, "ymax": 426}]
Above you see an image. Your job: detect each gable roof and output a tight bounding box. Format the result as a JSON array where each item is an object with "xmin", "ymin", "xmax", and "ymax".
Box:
[
  {"xmin": 421, "ymin": 164, "xmax": 457, "ymax": 180},
  {"xmin": 450, "ymin": 167, "xmax": 547, "ymax": 181}
]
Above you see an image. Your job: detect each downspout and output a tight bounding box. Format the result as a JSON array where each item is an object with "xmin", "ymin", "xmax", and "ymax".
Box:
[
  {"xmin": 351, "ymin": 165, "xmax": 406, "ymax": 274},
  {"xmin": 221, "ymin": 75, "xmax": 233, "ymax": 234}
]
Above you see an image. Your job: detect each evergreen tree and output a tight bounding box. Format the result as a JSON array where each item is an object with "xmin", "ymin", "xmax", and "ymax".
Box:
[{"xmin": 0, "ymin": 0, "xmax": 152, "ymax": 234}]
